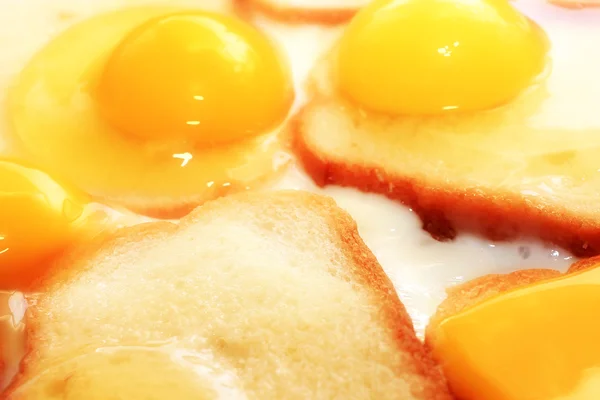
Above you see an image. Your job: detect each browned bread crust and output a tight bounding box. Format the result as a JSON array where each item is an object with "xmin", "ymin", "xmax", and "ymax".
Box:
[
  {"xmin": 238, "ymin": 0, "xmax": 362, "ymax": 25},
  {"xmin": 5, "ymin": 191, "xmax": 451, "ymax": 399}
]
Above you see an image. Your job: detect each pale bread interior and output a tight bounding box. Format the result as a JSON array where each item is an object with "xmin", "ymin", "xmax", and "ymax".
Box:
[{"xmin": 8, "ymin": 191, "xmax": 448, "ymax": 399}]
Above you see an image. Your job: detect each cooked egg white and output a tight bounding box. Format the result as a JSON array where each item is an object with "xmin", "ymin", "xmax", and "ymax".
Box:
[{"xmin": 0, "ymin": 0, "xmax": 593, "ymax": 388}]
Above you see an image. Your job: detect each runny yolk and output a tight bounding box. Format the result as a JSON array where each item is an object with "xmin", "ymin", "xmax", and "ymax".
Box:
[
  {"xmin": 96, "ymin": 12, "xmax": 294, "ymax": 146},
  {"xmin": 0, "ymin": 160, "xmax": 88, "ymax": 290},
  {"xmin": 336, "ymin": 0, "xmax": 550, "ymax": 115},
  {"xmin": 431, "ymin": 267, "xmax": 600, "ymax": 400}
]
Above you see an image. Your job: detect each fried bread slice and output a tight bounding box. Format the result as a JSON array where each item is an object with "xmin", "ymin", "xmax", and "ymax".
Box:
[
  {"xmin": 5, "ymin": 191, "xmax": 451, "ymax": 399},
  {"xmin": 293, "ymin": 9, "xmax": 600, "ymax": 256},
  {"xmin": 240, "ymin": 0, "xmax": 368, "ymax": 24}
]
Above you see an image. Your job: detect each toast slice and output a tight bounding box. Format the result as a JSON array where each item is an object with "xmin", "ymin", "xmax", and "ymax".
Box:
[
  {"xmin": 5, "ymin": 191, "xmax": 451, "ymax": 399},
  {"xmin": 294, "ymin": 15, "xmax": 600, "ymax": 257},
  {"xmin": 240, "ymin": 0, "xmax": 368, "ymax": 24},
  {"xmin": 425, "ymin": 256, "xmax": 600, "ymax": 399}
]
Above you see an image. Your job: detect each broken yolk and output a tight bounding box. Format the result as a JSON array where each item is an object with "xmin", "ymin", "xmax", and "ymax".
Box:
[
  {"xmin": 336, "ymin": 0, "xmax": 550, "ymax": 115},
  {"xmin": 431, "ymin": 267, "xmax": 600, "ymax": 400},
  {"xmin": 96, "ymin": 12, "xmax": 293, "ymax": 145},
  {"xmin": 9, "ymin": 8, "xmax": 294, "ymax": 218},
  {"xmin": 0, "ymin": 160, "xmax": 88, "ymax": 290}
]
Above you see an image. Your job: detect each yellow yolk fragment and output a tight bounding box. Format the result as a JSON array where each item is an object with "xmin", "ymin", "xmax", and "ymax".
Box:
[
  {"xmin": 336, "ymin": 0, "xmax": 550, "ymax": 115},
  {"xmin": 96, "ymin": 12, "xmax": 293, "ymax": 145},
  {"xmin": 0, "ymin": 160, "xmax": 88, "ymax": 290},
  {"xmin": 431, "ymin": 267, "xmax": 600, "ymax": 400}
]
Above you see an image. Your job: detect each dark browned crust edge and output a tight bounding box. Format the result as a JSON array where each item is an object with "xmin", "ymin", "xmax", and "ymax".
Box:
[{"xmin": 293, "ymin": 102, "xmax": 600, "ymax": 257}]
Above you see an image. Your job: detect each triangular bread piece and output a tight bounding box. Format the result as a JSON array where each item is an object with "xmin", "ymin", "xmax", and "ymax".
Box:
[{"xmin": 6, "ymin": 191, "xmax": 451, "ymax": 399}]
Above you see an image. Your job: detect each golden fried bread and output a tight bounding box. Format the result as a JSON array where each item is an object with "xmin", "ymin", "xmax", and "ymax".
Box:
[
  {"xmin": 240, "ymin": 0, "xmax": 367, "ymax": 24},
  {"xmin": 425, "ymin": 257, "xmax": 600, "ymax": 400},
  {"xmin": 294, "ymin": 3, "xmax": 600, "ymax": 257},
  {"xmin": 6, "ymin": 191, "xmax": 451, "ymax": 399}
]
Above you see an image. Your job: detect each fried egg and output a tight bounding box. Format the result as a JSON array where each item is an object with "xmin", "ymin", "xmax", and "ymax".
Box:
[{"xmin": 7, "ymin": 4, "xmax": 294, "ymax": 218}]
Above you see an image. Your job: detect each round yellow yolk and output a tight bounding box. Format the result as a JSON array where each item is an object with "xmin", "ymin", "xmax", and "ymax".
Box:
[
  {"xmin": 336, "ymin": 0, "xmax": 550, "ymax": 115},
  {"xmin": 0, "ymin": 160, "xmax": 88, "ymax": 290},
  {"xmin": 96, "ymin": 12, "xmax": 294, "ymax": 145}
]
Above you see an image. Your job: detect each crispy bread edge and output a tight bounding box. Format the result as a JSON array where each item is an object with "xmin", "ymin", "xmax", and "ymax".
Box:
[
  {"xmin": 237, "ymin": 0, "xmax": 359, "ymax": 25},
  {"xmin": 293, "ymin": 102, "xmax": 600, "ymax": 257},
  {"xmin": 5, "ymin": 190, "xmax": 451, "ymax": 399}
]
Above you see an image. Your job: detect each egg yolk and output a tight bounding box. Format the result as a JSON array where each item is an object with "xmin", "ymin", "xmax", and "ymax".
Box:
[
  {"xmin": 431, "ymin": 267, "xmax": 600, "ymax": 400},
  {"xmin": 96, "ymin": 12, "xmax": 293, "ymax": 146},
  {"xmin": 337, "ymin": 0, "xmax": 550, "ymax": 115},
  {"xmin": 0, "ymin": 160, "xmax": 88, "ymax": 290}
]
